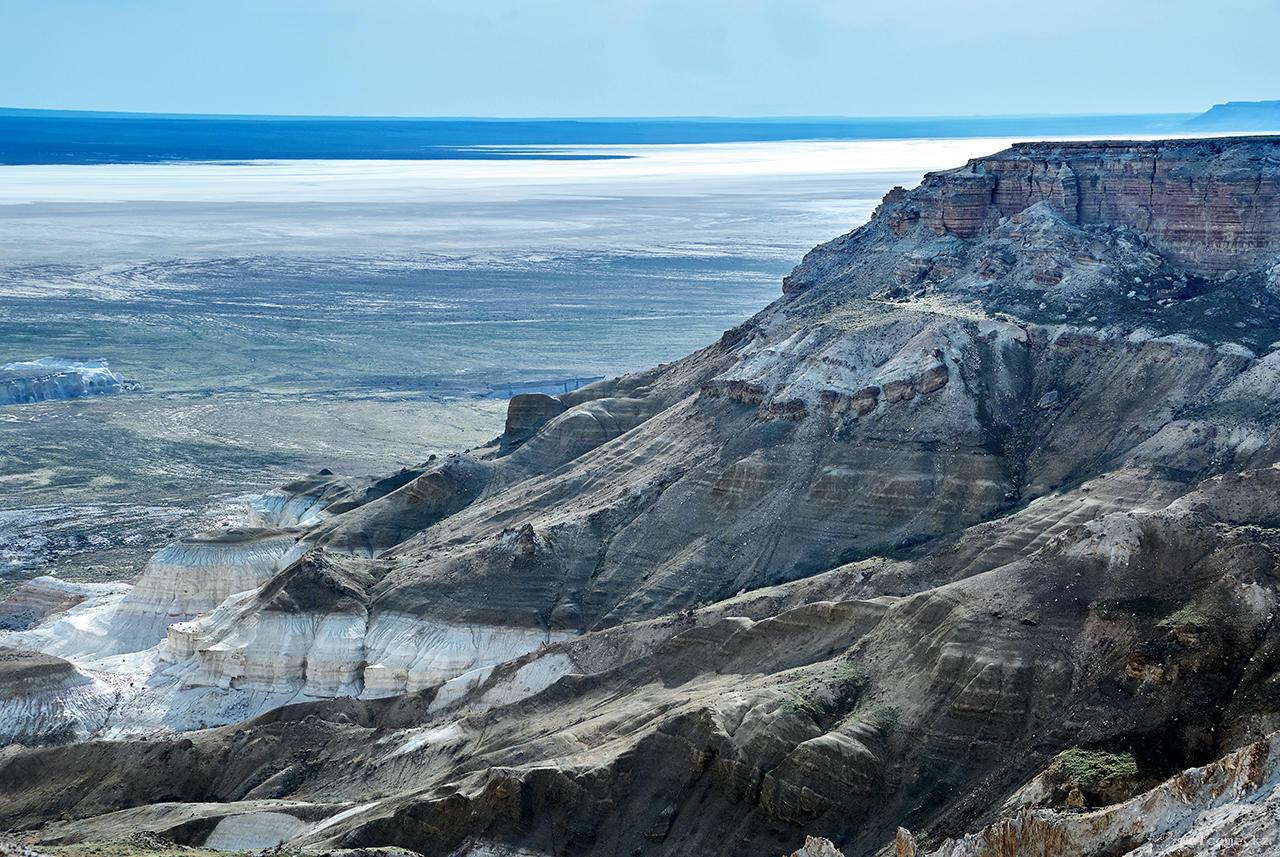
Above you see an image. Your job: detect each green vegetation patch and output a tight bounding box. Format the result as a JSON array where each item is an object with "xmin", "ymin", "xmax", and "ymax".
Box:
[
  {"xmin": 1093, "ymin": 597, "xmax": 1211, "ymax": 628},
  {"xmin": 1052, "ymin": 748, "xmax": 1139, "ymax": 789},
  {"xmin": 1159, "ymin": 603, "xmax": 1209, "ymax": 628},
  {"xmin": 782, "ymin": 659, "xmax": 871, "ymax": 728},
  {"xmin": 846, "ymin": 702, "xmax": 901, "ymax": 737}
]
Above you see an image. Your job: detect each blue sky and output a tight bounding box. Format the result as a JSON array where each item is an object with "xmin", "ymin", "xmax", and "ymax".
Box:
[{"xmin": 2, "ymin": 0, "xmax": 1277, "ymax": 118}]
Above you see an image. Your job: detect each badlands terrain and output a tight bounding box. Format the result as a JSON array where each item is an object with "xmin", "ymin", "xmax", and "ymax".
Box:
[{"xmin": 4, "ymin": 136, "xmax": 1280, "ymax": 856}]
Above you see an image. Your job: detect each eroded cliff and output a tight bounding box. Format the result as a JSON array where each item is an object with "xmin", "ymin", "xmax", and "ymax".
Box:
[{"xmin": 3, "ymin": 137, "xmax": 1280, "ymax": 857}]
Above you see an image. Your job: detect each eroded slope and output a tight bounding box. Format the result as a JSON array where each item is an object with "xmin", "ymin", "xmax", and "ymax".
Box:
[{"xmin": 4, "ymin": 137, "xmax": 1280, "ymax": 857}]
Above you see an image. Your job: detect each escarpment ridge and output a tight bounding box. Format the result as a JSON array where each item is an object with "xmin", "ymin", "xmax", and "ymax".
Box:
[
  {"xmin": 840, "ymin": 137, "xmax": 1280, "ymax": 278},
  {"xmin": 4, "ymin": 136, "xmax": 1280, "ymax": 857}
]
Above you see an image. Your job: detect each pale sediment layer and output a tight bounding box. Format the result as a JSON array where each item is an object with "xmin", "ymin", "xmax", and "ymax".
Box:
[
  {"xmin": 0, "ymin": 647, "xmax": 119, "ymax": 744},
  {"xmin": 0, "ymin": 576, "xmax": 128, "ymax": 632},
  {"xmin": 0, "ymin": 541, "xmax": 575, "ymax": 737},
  {"xmin": 18, "ymin": 530, "xmax": 301, "ymax": 661}
]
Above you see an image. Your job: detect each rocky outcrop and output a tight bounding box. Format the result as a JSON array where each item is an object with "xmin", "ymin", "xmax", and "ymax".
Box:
[
  {"xmin": 786, "ymin": 837, "xmax": 846, "ymax": 857},
  {"xmin": 309, "ymin": 455, "xmax": 491, "ymax": 555},
  {"xmin": 250, "ymin": 465, "xmax": 432, "ymax": 529},
  {"xmin": 787, "ymin": 138, "xmax": 1280, "ymax": 285},
  {"xmin": 499, "ymin": 393, "xmax": 568, "ymax": 453},
  {"xmin": 910, "ymin": 733, "xmax": 1280, "ymax": 856},
  {"xmin": 165, "ymin": 549, "xmax": 570, "ymax": 700}
]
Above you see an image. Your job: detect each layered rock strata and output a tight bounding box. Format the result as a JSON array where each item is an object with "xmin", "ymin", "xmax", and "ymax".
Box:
[
  {"xmin": 784, "ymin": 138, "xmax": 1280, "ymax": 286},
  {"xmin": 0, "ymin": 577, "xmax": 126, "ymax": 632},
  {"xmin": 0, "ymin": 647, "xmax": 117, "ymax": 744},
  {"xmin": 4, "ymin": 137, "xmax": 1280, "ymax": 856}
]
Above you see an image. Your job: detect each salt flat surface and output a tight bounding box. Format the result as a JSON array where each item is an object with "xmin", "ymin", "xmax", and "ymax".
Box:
[{"xmin": 0, "ymin": 139, "xmax": 1025, "ymax": 266}]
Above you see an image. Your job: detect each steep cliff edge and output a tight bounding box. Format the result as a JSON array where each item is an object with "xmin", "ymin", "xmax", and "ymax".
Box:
[
  {"xmin": 3, "ymin": 137, "xmax": 1280, "ymax": 857},
  {"xmin": 787, "ymin": 137, "xmax": 1280, "ymax": 308}
]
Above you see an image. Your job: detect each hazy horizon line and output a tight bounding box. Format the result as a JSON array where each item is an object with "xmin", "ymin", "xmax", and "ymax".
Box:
[{"xmin": 0, "ymin": 105, "xmax": 1206, "ymax": 123}]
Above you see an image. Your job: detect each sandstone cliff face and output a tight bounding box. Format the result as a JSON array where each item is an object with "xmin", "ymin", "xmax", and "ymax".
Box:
[
  {"xmin": 4, "ymin": 137, "xmax": 1280, "ymax": 857},
  {"xmin": 786, "ymin": 138, "xmax": 1280, "ymax": 286}
]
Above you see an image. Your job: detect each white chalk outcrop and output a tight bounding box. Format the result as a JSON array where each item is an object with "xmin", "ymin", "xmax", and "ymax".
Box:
[
  {"xmin": 248, "ymin": 491, "xmax": 331, "ymax": 528},
  {"xmin": 1, "ymin": 529, "xmax": 577, "ymax": 737},
  {"xmin": 168, "ymin": 590, "xmax": 570, "ymax": 702},
  {"xmin": 360, "ymin": 618, "xmax": 570, "ymax": 698},
  {"xmin": 1, "ymin": 523, "xmax": 306, "ymax": 736},
  {"xmin": 202, "ymin": 811, "xmax": 312, "ymax": 851},
  {"xmin": 0, "ymin": 576, "xmax": 128, "ymax": 631},
  {"xmin": 106, "ymin": 530, "xmax": 302, "ymax": 653},
  {"xmin": 16, "ymin": 530, "xmax": 301, "ymax": 661},
  {"xmin": 167, "ymin": 589, "xmax": 368, "ymax": 698},
  {"xmin": 0, "ymin": 648, "xmax": 121, "ymax": 744},
  {"xmin": 0, "ymin": 357, "xmax": 129, "ymax": 405}
]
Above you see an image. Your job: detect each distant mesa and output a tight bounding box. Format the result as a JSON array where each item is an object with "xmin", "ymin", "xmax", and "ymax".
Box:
[
  {"xmin": 1186, "ymin": 99, "xmax": 1280, "ymax": 131},
  {"xmin": 0, "ymin": 356, "xmax": 139, "ymax": 406}
]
